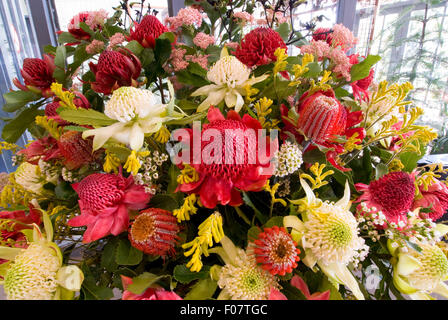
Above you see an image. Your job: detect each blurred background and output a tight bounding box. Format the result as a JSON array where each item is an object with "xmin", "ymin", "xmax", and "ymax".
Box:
[{"xmin": 0, "ymin": 0, "xmax": 447, "ymax": 172}]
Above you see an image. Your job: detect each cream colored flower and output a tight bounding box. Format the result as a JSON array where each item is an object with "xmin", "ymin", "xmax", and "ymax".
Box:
[
  {"xmin": 192, "ymin": 48, "xmax": 268, "ymax": 113},
  {"xmin": 14, "ymin": 162, "xmax": 45, "ymax": 195},
  {"xmin": 83, "ymin": 84, "xmax": 185, "ymax": 151},
  {"xmin": 284, "ymin": 179, "xmax": 366, "ymax": 300}
]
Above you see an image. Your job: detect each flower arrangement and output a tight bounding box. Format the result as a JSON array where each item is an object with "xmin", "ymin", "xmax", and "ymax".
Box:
[{"xmin": 0, "ymin": 0, "xmax": 447, "ymax": 300}]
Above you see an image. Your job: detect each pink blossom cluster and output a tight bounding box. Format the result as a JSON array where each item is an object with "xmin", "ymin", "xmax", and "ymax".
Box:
[
  {"xmin": 165, "ymin": 7, "xmax": 202, "ymax": 31},
  {"xmin": 233, "ymin": 12, "xmax": 254, "ymax": 25},
  {"xmin": 226, "ymin": 42, "xmax": 240, "ymax": 51},
  {"xmin": 193, "ymin": 32, "xmax": 215, "ymax": 49},
  {"xmin": 86, "ymin": 39, "xmax": 105, "ymax": 54},
  {"xmin": 108, "ymin": 32, "xmax": 125, "ymax": 49},
  {"xmin": 331, "ymin": 24, "xmax": 357, "ymax": 51},
  {"xmin": 169, "ymin": 47, "xmax": 189, "ymax": 72},
  {"xmin": 186, "ymin": 54, "xmax": 209, "ymax": 70},
  {"xmin": 68, "ymin": 9, "xmax": 108, "ymax": 31},
  {"xmin": 300, "ymin": 40, "xmax": 352, "ymax": 81},
  {"xmin": 257, "ymin": 9, "xmax": 289, "ymax": 25}
]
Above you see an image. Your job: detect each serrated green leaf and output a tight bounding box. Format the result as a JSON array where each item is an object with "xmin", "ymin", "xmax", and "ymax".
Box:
[
  {"xmin": 2, "ymin": 91, "xmax": 41, "ymax": 112},
  {"xmin": 115, "ymin": 239, "xmax": 143, "ymax": 266},
  {"xmin": 57, "ymin": 107, "xmax": 116, "ymax": 127},
  {"xmin": 350, "ymin": 55, "xmax": 381, "ymax": 82},
  {"xmin": 173, "ymin": 265, "xmax": 210, "ymax": 284}
]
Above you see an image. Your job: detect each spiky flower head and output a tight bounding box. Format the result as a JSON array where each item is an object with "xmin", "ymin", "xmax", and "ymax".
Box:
[
  {"xmin": 252, "ymin": 226, "xmax": 300, "ymax": 276},
  {"xmin": 217, "ymin": 248, "xmax": 279, "ymax": 300},
  {"xmin": 4, "ymin": 243, "xmax": 61, "ymax": 300},
  {"xmin": 273, "ymin": 141, "xmax": 303, "ymax": 177},
  {"xmin": 207, "ymin": 55, "xmax": 251, "ymax": 88},
  {"xmin": 104, "ymin": 86, "xmax": 159, "ymax": 122}
]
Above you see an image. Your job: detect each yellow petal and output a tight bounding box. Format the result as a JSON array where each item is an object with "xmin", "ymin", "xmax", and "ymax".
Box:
[
  {"xmin": 335, "ymin": 180, "xmax": 351, "ymax": 210},
  {"xmin": 56, "ymin": 265, "xmax": 84, "ymax": 291},
  {"xmin": 396, "ymin": 253, "xmax": 421, "ymax": 276}
]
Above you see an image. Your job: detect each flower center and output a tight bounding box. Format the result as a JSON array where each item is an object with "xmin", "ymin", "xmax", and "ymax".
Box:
[
  {"xmin": 241, "ymin": 269, "xmax": 264, "ymax": 294},
  {"xmin": 130, "ymin": 214, "xmax": 155, "ymax": 242},
  {"xmin": 327, "ymin": 217, "xmax": 353, "ymax": 248}
]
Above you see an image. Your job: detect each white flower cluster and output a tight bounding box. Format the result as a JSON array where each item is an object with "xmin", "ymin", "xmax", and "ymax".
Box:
[
  {"xmin": 273, "ymin": 141, "xmax": 303, "ymax": 177},
  {"xmin": 61, "ymin": 167, "xmax": 77, "ymax": 183},
  {"xmin": 351, "ymin": 244, "xmax": 370, "ymax": 267},
  {"xmin": 134, "ymin": 151, "xmax": 169, "ymax": 194},
  {"xmin": 38, "ymin": 158, "xmax": 59, "ymax": 183},
  {"xmin": 357, "ymin": 203, "xmax": 387, "ymax": 242},
  {"xmin": 276, "ymin": 178, "xmax": 291, "ymax": 198}
]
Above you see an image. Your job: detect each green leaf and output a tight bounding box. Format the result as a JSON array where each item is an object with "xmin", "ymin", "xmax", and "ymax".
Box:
[
  {"xmin": 115, "ymin": 239, "xmax": 143, "ymax": 266},
  {"xmin": 276, "ymin": 22, "xmax": 290, "ymax": 42},
  {"xmin": 184, "ymin": 278, "xmax": 217, "ymax": 300},
  {"xmin": 375, "ymin": 163, "xmax": 388, "ymax": 180},
  {"xmin": 57, "ymin": 107, "xmax": 117, "ymax": 127},
  {"xmin": 318, "ymin": 276, "xmax": 343, "ymax": 300},
  {"xmin": 173, "ymin": 265, "xmax": 210, "ymax": 284},
  {"xmin": 101, "ymin": 238, "xmax": 119, "ymax": 272},
  {"xmin": 140, "ymin": 48, "xmax": 155, "ymax": 67},
  {"xmin": 177, "ymin": 99, "xmax": 199, "ymax": 111},
  {"xmin": 175, "ymin": 70, "xmax": 209, "ymax": 87},
  {"xmin": 302, "ymin": 62, "xmax": 321, "ymax": 78},
  {"xmin": 57, "ymin": 32, "xmax": 79, "ymax": 44},
  {"xmin": 242, "ymin": 192, "xmax": 268, "ymax": 224},
  {"xmin": 1, "ymin": 105, "xmax": 43, "ymax": 143},
  {"xmin": 350, "ymin": 55, "xmax": 381, "ymax": 82},
  {"xmin": 126, "ymin": 40, "xmax": 144, "ymax": 56},
  {"xmin": 247, "ymin": 226, "xmax": 262, "ymax": 242},
  {"xmin": 188, "ymin": 62, "xmax": 207, "ymax": 78},
  {"xmin": 149, "ymin": 194, "xmax": 180, "ymax": 211},
  {"xmin": 154, "ymin": 38, "xmax": 172, "ymax": 65},
  {"xmin": 2, "ymin": 91, "xmax": 41, "ymax": 112},
  {"xmin": 281, "ymin": 282, "xmax": 307, "ymax": 300},
  {"xmin": 127, "ymin": 272, "xmax": 170, "ymax": 295},
  {"xmin": 400, "ymin": 148, "xmax": 425, "ymax": 173},
  {"xmin": 264, "ymin": 216, "xmax": 284, "ymax": 228},
  {"xmin": 53, "ymin": 46, "xmax": 67, "ymax": 83},
  {"xmin": 81, "ymin": 279, "xmax": 114, "ymax": 300},
  {"xmin": 165, "ymin": 112, "xmax": 206, "ymax": 125},
  {"xmin": 158, "ymin": 32, "xmax": 176, "ymax": 43}
]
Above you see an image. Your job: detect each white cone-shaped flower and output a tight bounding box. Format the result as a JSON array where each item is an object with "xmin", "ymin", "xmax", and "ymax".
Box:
[
  {"xmin": 14, "ymin": 162, "xmax": 45, "ymax": 195},
  {"xmin": 211, "ymin": 236, "xmax": 279, "ymax": 300},
  {"xmin": 192, "ymin": 47, "xmax": 268, "ymax": 113},
  {"xmin": 83, "ymin": 84, "xmax": 185, "ymax": 151},
  {"xmin": 284, "ymin": 179, "xmax": 366, "ymax": 300}
]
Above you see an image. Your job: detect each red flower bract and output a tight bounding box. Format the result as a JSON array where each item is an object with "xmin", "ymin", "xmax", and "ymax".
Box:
[
  {"xmin": 13, "ymin": 54, "xmax": 56, "ymax": 97},
  {"xmin": 57, "ymin": 131, "xmax": 99, "ymax": 170},
  {"xmin": 68, "ymin": 172, "xmax": 151, "ymax": 243},
  {"xmin": 128, "ymin": 15, "xmax": 168, "ymax": 49},
  {"xmin": 176, "ymin": 106, "xmax": 278, "ymax": 209},
  {"xmin": 349, "ymin": 54, "xmax": 374, "ymax": 102},
  {"xmin": 89, "ymin": 48, "xmax": 142, "ymax": 95},
  {"xmin": 252, "ymin": 226, "xmax": 300, "ymax": 276},
  {"xmin": 235, "ymin": 27, "xmax": 287, "ymax": 67},
  {"xmin": 68, "ymin": 12, "xmax": 92, "ymax": 40},
  {"xmin": 413, "ymin": 179, "xmax": 448, "ymax": 221},
  {"xmin": 121, "ymin": 275, "xmax": 182, "ymax": 300},
  {"xmin": 356, "ymin": 171, "xmax": 416, "ymax": 226},
  {"xmin": 128, "ymin": 208, "xmax": 179, "ymax": 257},
  {"xmin": 312, "ymin": 27, "xmax": 333, "ymax": 44}
]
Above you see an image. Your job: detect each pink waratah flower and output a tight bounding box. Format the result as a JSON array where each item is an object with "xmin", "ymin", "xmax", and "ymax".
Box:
[
  {"xmin": 176, "ymin": 106, "xmax": 278, "ymax": 209},
  {"xmin": 413, "ymin": 179, "xmax": 448, "ymax": 221},
  {"xmin": 121, "ymin": 275, "xmax": 182, "ymax": 300},
  {"xmin": 331, "ymin": 23, "xmax": 357, "ymax": 51},
  {"xmin": 13, "ymin": 54, "xmax": 56, "ymax": 98},
  {"xmin": 269, "ymin": 275, "xmax": 330, "ymax": 300},
  {"xmin": 355, "ymin": 171, "xmax": 416, "ymax": 228},
  {"xmin": 86, "ymin": 40, "xmax": 105, "ymax": 54},
  {"xmin": 67, "ymin": 10, "xmax": 108, "ymax": 40},
  {"xmin": 108, "ymin": 32, "xmax": 126, "ymax": 49},
  {"xmin": 193, "ymin": 32, "xmax": 215, "ymax": 49},
  {"xmin": 165, "ymin": 7, "xmax": 202, "ymax": 31},
  {"xmin": 68, "ymin": 172, "xmax": 151, "ymax": 243},
  {"xmin": 128, "ymin": 15, "xmax": 168, "ymax": 49}
]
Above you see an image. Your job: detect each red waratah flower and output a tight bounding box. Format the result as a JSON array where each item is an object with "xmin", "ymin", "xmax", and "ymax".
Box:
[
  {"xmin": 68, "ymin": 172, "xmax": 151, "ymax": 243},
  {"xmin": 89, "ymin": 48, "xmax": 142, "ymax": 95},
  {"xmin": 176, "ymin": 106, "xmax": 278, "ymax": 209},
  {"xmin": 349, "ymin": 54, "xmax": 374, "ymax": 102},
  {"xmin": 128, "ymin": 208, "xmax": 179, "ymax": 257},
  {"xmin": 235, "ymin": 27, "xmax": 287, "ymax": 67},
  {"xmin": 121, "ymin": 275, "xmax": 182, "ymax": 300},
  {"xmin": 13, "ymin": 54, "xmax": 56, "ymax": 97},
  {"xmin": 355, "ymin": 171, "xmax": 416, "ymax": 227},
  {"xmin": 57, "ymin": 131, "xmax": 99, "ymax": 170},
  {"xmin": 128, "ymin": 15, "xmax": 169, "ymax": 49},
  {"xmin": 281, "ymin": 90, "xmax": 365, "ymax": 171},
  {"xmin": 252, "ymin": 226, "xmax": 300, "ymax": 276},
  {"xmin": 312, "ymin": 27, "xmax": 333, "ymax": 44},
  {"xmin": 412, "ymin": 179, "xmax": 448, "ymax": 221}
]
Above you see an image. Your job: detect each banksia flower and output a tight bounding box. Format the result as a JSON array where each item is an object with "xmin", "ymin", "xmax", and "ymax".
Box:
[
  {"xmin": 296, "ymin": 91, "xmax": 347, "ymax": 144},
  {"xmin": 57, "ymin": 131, "xmax": 98, "ymax": 170},
  {"xmin": 128, "ymin": 208, "xmax": 180, "ymax": 257},
  {"xmin": 128, "ymin": 15, "xmax": 168, "ymax": 49},
  {"xmin": 252, "ymin": 226, "xmax": 300, "ymax": 276},
  {"xmin": 4, "ymin": 243, "xmax": 61, "ymax": 300}
]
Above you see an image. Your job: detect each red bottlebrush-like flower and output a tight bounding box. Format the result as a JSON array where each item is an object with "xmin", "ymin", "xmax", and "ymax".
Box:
[
  {"xmin": 412, "ymin": 179, "xmax": 448, "ymax": 221},
  {"xmin": 57, "ymin": 131, "xmax": 99, "ymax": 170},
  {"xmin": 68, "ymin": 172, "xmax": 151, "ymax": 243},
  {"xmin": 281, "ymin": 90, "xmax": 365, "ymax": 172},
  {"xmin": 13, "ymin": 54, "xmax": 56, "ymax": 97},
  {"xmin": 349, "ymin": 54, "xmax": 374, "ymax": 102},
  {"xmin": 128, "ymin": 15, "xmax": 169, "ymax": 49},
  {"xmin": 356, "ymin": 171, "xmax": 416, "ymax": 227},
  {"xmin": 176, "ymin": 106, "xmax": 278, "ymax": 209},
  {"xmin": 235, "ymin": 27, "xmax": 287, "ymax": 67},
  {"xmin": 312, "ymin": 27, "xmax": 333, "ymax": 44},
  {"xmin": 89, "ymin": 48, "xmax": 142, "ymax": 95},
  {"xmin": 252, "ymin": 226, "xmax": 300, "ymax": 276},
  {"xmin": 121, "ymin": 275, "xmax": 182, "ymax": 300},
  {"xmin": 128, "ymin": 208, "xmax": 179, "ymax": 257}
]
